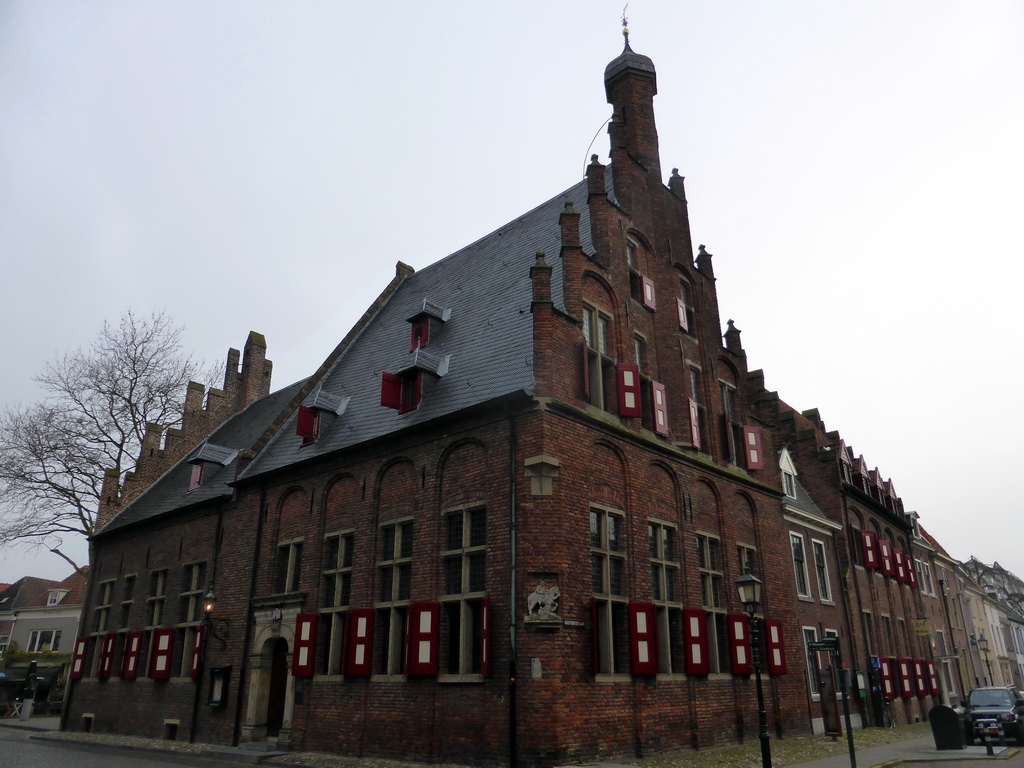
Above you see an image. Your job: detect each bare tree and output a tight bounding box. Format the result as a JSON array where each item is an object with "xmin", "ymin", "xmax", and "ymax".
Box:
[{"xmin": 0, "ymin": 310, "xmax": 207, "ymax": 566}]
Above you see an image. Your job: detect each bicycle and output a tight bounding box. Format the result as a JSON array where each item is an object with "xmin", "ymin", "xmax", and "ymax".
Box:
[{"xmin": 881, "ymin": 698, "xmax": 896, "ymax": 729}]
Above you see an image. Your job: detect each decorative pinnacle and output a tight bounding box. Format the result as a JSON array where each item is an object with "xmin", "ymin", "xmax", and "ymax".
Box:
[{"xmin": 621, "ymin": 4, "xmax": 630, "ymax": 45}]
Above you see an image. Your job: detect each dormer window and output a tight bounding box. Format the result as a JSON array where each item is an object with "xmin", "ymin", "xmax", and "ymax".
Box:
[
  {"xmin": 189, "ymin": 462, "xmax": 204, "ymax": 492},
  {"xmin": 186, "ymin": 442, "xmax": 237, "ymax": 492},
  {"xmin": 779, "ymin": 449, "xmax": 798, "ymax": 499},
  {"xmin": 296, "ymin": 405, "xmax": 321, "ymax": 446},
  {"xmin": 296, "ymin": 389, "xmax": 350, "ymax": 446},
  {"xmin": 47, "ymin": 590, "xmax": 66, "ymax": 606},
  {"xmin": 407, "ymin": 299, "xmax": 451, "ymax": 352},
  {"xmin": 411, "ymin": 318, "xmax": 430, "ymax": 350},
  {"xmin": 381, "ymin": 370, "xmax": 422, "ymax": 413}
]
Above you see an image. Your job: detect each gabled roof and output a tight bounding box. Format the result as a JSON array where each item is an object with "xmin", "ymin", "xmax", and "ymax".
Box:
[
  {"xmin": 24, "ymin": 568, "xmax": 88, "ymax": 608},
  {"xmin": 0, "ymin": 576, "xmax": 62, "ymax": 611},
  {"xmin": 96, "ymin": 378, "xmax": 306, "ymax": 536},
  {"xmin": 242, "ymin": 176, "xmax": 597, "ymax": 479}
]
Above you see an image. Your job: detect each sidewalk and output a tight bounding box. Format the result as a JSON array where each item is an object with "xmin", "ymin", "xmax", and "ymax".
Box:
[
  {"xmin": 0, "ymin": 716, "xmax": 1019, "ymax": 768},
  {"xmin": 789, "ymin": 735, "xmax": 1019, "ymax": 768}
]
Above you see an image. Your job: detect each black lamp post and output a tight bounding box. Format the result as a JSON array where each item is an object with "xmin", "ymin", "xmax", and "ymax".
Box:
[
  {"xmin": 978, "ymin": 631, "xmax": 993, "ymax": 685},
  {"xmin": 737, "ymin": 568, "xmax": 771, "ymax": 768}
]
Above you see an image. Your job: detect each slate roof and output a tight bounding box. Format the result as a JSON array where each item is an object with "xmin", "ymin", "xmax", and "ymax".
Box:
[
  {"xmin": 786, "ymin": 479, "xmax": 833, "ymax": 526},
  {"xmin": 241, "ymin": 176, "xmax": 596, "ymax": 479},
  {"xmin": 97, "ymin": 378, "xmax": 306, "ymax": 536}
]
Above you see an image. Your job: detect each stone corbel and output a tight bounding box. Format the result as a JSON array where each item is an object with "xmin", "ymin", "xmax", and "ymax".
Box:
[{"xmin": 524, "ymin": 455, "xmax": 560, "ymax": 496}]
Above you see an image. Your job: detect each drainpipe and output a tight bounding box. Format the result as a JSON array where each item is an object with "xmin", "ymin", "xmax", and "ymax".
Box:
[{"xmin": 508, "ymin": 411, "xmax": 518, "ymax": 768}]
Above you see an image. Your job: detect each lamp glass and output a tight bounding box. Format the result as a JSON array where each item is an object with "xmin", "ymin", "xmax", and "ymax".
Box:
[
  {"xmin": 735, "ymin": 570, "xmax": 763, "ymax": 614},
  {"xmin": 204, "ymin": 589, "xmax": 216, "ymax": 614}
]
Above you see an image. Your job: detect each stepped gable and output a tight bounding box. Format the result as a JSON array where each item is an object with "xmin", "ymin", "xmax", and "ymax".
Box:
[{"xmin": 95, "ymin": 379, "xmax": 305, "ymax": 536}]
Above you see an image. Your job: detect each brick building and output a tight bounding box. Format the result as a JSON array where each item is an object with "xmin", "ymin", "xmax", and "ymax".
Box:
[{"xmin": 63, "ymin": 38, "xmax": 974, "ymax": 766}]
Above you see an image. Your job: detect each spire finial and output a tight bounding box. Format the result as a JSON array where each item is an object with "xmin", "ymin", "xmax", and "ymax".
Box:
[{"xmin": 621, "ymin": 4, "xmax": 630, "ymax": 49}]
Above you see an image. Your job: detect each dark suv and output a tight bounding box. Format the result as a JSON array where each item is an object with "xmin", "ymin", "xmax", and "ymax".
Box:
[{"xmin": 964, "ymin": 686, "xmax": 1024, "ymax": 745}]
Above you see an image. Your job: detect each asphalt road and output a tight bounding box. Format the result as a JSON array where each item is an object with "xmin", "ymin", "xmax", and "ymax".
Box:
[{"xmin": 0, "ymin": 727, "xmax": 237, "ymax": 768}]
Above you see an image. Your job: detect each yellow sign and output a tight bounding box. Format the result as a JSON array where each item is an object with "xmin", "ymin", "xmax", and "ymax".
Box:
[{"xmin": 912, "ymin": 618, "xmax": 930, "ymax": 636}]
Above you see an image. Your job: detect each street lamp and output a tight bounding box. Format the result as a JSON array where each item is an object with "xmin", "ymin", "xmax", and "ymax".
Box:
[
  {"xmin": 736, "ymin": 568, "xmax": 771, "ymax": 768},
  {"xmin": 978, "ymin": 631, "xmax": 993, "ymax": 685}
]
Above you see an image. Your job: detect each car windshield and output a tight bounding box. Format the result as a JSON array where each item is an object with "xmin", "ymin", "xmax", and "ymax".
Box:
[{"xmin": 971, "ymin": 690, "xmax": 1014, "ymax": 707}]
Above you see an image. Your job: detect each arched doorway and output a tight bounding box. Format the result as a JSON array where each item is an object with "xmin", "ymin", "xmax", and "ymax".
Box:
[{"xmin": 265, "ymin": 637, "xmax": 288, "ymax": 737}]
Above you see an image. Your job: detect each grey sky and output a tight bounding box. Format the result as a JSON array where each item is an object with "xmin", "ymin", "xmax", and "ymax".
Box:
[{"xmin": 1, "ymin": 1, "xmax": 1022, "ymax": 584}]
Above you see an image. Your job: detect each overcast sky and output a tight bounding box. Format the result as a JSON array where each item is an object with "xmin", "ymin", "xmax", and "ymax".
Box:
[{"xmin": 1, "ymin": 1, "xmax": 1022, "ymax": 586}]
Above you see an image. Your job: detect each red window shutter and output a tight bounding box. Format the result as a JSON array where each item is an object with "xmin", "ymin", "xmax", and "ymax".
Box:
[
  {"xmin": 676, "ymin": 297, "xmax": 689, "ymax": 332},
  {"xmin": 481, "ymin": 596, "xmax": 491, "ymax": 677},
  {"xmin": 913, "ymin": 658, "xmax": 927, "ymax": 695},
  {"xmin": 728, "ymin": 614, "xmax": 753, "ymax": 674},
  {"xmin": 765, "ymin": 619, "xmax": 787, "ymax": 675},
  {"xmin": 861, "ymin": 530, "xmax": 879, "ymax": 569},
  {"xmin": 189, "ymin": 461, "xmax": 204, "ymax": 492},
  {"xmin": 582, "ymin": 342, "xmax": 590, "ymax": 400},
  {"xmin": 641, "ymin": 275, "xmax": 656, "ymax": 310},
  {"xmin": 894, "ymin": 550, "xmax": 906, "ymax": 582},
  {"xmin": 898, "ymin": 657, "xmax": 914, "ymax": 698},
  {"xmin": 296, "ymin": 405, "xmax": 319, "ymax": 445},
  {"xmin": 98, "ymin": 632, "xmax": 117, "ymax": 679},
  {"xmin": 381, "ymin": 372, "xmax": 403, "ymax": 410},
  {"xmin": 688, "ymin": 398, "xmax": 701, "ymax": 449},
  {"xmin": 189, "ymin": 624, "xmax": 205, "ymax": 679},
  {"xmin": 880, "ymin": 657, "xmax": 895, "ymax": 700},
  {"xmin": 742, "ymin": 426, "xmax": 764, "ymax": 470},
  {"xmin": 148, "ymin": 627, "xmax": 175, "ymax": 679},
  {"xmin": 292, "ymin": 613, "xmax": 318, "ymax": 677},
  {"xmin": 879, "ymin": 540, "xmax": 895, "ymax": 576},
  {"xmin": 410, "ymin": 318, "xmax": 429, "ymax": 351},
  {"xmin": 345, "ymin": 609, "xmax": 374, "ymax": 677},
  {"xmin": 121, "ymin": 631, "xmax": 143, "ymax": 679},
  {"xmin": 651, "ymin": 382, "xmax": 669, "ymax": 436},
  {"xmin": 405, "ymin": 602, "xmax": 440, "ymax": 677},
  {"xmin": 616, "ymin": 363, "xmax": 642, "ymax": 417},
  {"xmin": 683, "ymin": 608, "xmax": 710, "ymax": 675},
  {"xmin": 70, "ymin": 636, "xmax": 89, "ymax": 680},
  {"xmin": 628, "ymin": 603, "xmax": 658, "ymax": 675},
  {"xmin": 927, "ymin": 659, "xmax": 940, "ymax": 694}
]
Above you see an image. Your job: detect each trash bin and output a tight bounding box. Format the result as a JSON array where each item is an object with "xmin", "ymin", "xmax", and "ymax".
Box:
[{"xmin": 930, "ymin": 705, "xmax": 965, "ymax": 750}]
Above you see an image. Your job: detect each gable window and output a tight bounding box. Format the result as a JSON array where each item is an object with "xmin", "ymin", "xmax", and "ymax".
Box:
[
  {"xmin": 377, "ymin": 520, "xmax": 413, "ymax": 675},
  {"xmin": 791, "ymin": 533, "xmax": 811, "ymax": 598},
  {"xmin": 687, "ymin": 366, "xmax": 705, "ymax": 450},
  {"xmin": 94, "ymin": 580, "xmax": 114, "ymax": 632},
  {"xmin": 696, "ymin": 533, "xmax": 730, "ymax": 673},
  {"xmin": 442, "ymin": 507, "xmax": 488, "ymax": 676},
  {"xmin": 811, "ymin": 539, "xmax": 832, "ymax": 603},
  {"xmin": 321, "ymin": 532, "xmax": 354, "ymax": 674},
  {"xmin": 591, "ymin": 506, "xmax": 628, "ymax": 675},
  {"xmin": 582, "ymin": 304, "xmax": 616, "ymax": 413},
  {"xmin": 783, "ymin": 471, "xmax": 797, "ymax": 498},
  {"xmin": 721, "ymin": 383, "xmax": 740, "ymax": 463},
  {"xmin": 677, "ymin": 279, "xmax": 695, "ymax": 333},
  {"xmin": 148, "ymin": 569, "xmax": 167, "ymax": 626},
  {"xmin": 649, "ymin": 522, "xmax": 684, "ymax": 673},
  {"xmin": 381, "ymin": 370, "xmax": 422, "ymax": 413},
  {"xmin": 275, "ymin": 540, "xmax": 303, "ymax": 594},
  {"xmin": 626, "ymin": 240, "xmax": 656, "ymax": 310}
]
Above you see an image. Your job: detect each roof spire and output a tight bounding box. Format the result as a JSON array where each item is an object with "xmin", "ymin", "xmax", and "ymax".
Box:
[{"xmin": 621, "ymin": 4, "xmax": 631, "ymax": 50}]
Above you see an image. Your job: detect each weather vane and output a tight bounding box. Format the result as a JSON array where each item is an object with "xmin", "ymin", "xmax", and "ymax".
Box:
[{"xmin": 621, "ymin": 4, "xmax": 630, "ymax": 43}]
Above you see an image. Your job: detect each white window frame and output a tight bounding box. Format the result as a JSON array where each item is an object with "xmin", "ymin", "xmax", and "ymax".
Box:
[
  {"xmin": 791, "ymin": 532, "xmax": 811, "ymax": 599},
  {"xmin": 27, "ymin": 629, "xmax": 61, "ymax": 653},
  {"xmin": 803, "ymin": 626, "xmax": 821, "ymax": 699},
  {"xmin": 811, "ymin": 539, "xmax": 833, "ymax": 603}
]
